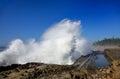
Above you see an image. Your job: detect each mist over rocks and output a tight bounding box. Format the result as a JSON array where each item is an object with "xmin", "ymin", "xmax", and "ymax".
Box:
[{"xmin": 0, "ymin": 19, "xmax": 91, "ymax": 66}]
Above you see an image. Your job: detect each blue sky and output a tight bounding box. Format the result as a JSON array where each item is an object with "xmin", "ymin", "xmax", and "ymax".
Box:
[{"xmin": 0, "ymin": 0, "xmax": 120, "ymax": 46}]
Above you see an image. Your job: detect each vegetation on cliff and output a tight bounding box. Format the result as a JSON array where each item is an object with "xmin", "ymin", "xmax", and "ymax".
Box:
[{"xmin": 93, "ymin": 37, "xmax": 120, "ymax": 46}]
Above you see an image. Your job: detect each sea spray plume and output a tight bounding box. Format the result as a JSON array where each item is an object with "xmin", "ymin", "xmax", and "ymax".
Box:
[{"xmin": 0, "ymin": 19, "xmax": 91, "ymax": 66}]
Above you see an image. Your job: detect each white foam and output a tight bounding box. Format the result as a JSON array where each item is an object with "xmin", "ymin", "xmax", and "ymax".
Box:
[{"xmin": 0, "ymin": 19, "xmax": 91, "ymax": 66}]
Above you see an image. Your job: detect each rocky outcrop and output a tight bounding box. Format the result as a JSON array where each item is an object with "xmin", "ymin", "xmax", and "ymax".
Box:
[
  {"xmin": 0, "ymin": 63, "xmax": 87, "ymax": 79},
  {"xmin": 0, "ymin": 62, "xmax": 120, "ymax": 79},
  {"xmin": 104, "ymin": 47, "xmax": 120, "ymax": 64}
]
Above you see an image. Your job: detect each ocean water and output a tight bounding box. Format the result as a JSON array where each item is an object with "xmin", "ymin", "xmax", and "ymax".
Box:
[
  {"xmin": 95, "ymin": 53, "xmax": 110, "ymax": 68},
  {"xmin": 0, "ymin": 47, "xmax": 6, "ymax": 52}
]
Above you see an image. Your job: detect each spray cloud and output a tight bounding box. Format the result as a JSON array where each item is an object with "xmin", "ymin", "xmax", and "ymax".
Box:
[{"xmin": 0, "ymin": 19, "xmax": 91, "ymax": 66}]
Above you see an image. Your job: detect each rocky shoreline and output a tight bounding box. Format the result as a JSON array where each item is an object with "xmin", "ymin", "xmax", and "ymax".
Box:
[{"xmin": 0, "ymin": 48, "xmax": 120, "ymax": 79}]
